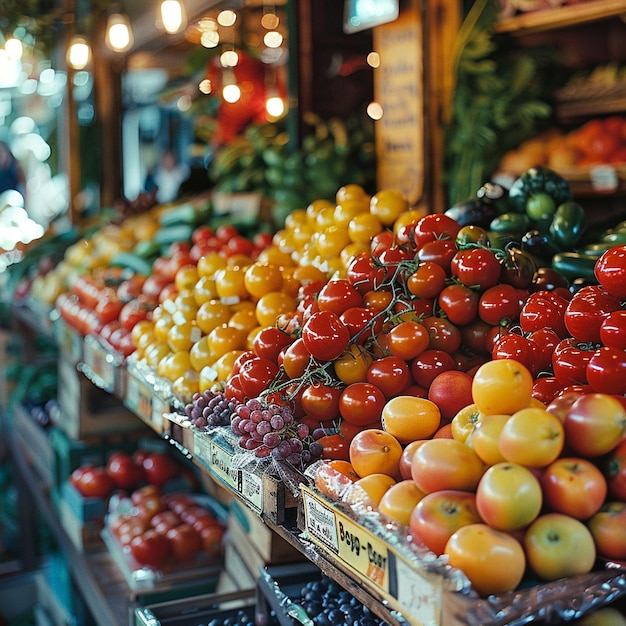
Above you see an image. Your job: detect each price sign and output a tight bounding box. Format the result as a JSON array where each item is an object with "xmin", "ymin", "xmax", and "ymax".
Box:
[
  {"xmin": 239, "ymin": 471, "xmax": 263, "ymax": 513},
  {"xmin": 207, "ymin": 437, "xmax": 239, "ymax": 491},
  {"xmin": 83, "ymin": 338, "xmax": 116, "ymax": 392},
  {"xmin": 125, "ymin": 374, "xmax": 153, "ymax": 422},
  {"xmin": 151, "ymin": 394, "xmax": 169, "ymax": 430}
]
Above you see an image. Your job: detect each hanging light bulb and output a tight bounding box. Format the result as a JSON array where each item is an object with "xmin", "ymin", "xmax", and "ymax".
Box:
[
  {"xmin": 160, "ymin": 0, "xmax": 187, "ymax": 34},
  {"xmin": 5, "ymin": 38, "xmax": 23, "ymax": 60},
  {"xmin": 265, "ymin": 90, "xmax": 284, "ymax": 118},
  {"xmin": 222, "ymin": 69, "xmax": 240, "ymax": 103},
  {"xmin": 67, "ymin": 35, "xmax": 91, "ymax": 70},
  {"xmin": 105, "ymin": 12, "xmax": 134, "ymax": 52}
]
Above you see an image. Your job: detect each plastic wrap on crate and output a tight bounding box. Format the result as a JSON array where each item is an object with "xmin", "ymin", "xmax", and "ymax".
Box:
[
  {"xmin": 300, "ymin": 462, "xmax": 626, "ymax": 625},
  {"xmin": 79, "ymin": 333, "xmax": 125, "ymax": 394}
]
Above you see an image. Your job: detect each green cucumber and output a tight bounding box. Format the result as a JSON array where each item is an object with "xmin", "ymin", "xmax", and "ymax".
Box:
[
  {"xmin": 153, "ymin": 224, "xmax": 194, "ymax": 246},
  {"xmin": 552, "ymin": 252, "xmax": 598, "ymax": 282},
  {"xmin": 159, "ymin": 203, "xmax": 197, "ymax": 226}
]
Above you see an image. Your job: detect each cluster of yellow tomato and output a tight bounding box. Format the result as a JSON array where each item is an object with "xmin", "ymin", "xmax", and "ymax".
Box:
[{"xmin": 131, "ymin": 184, "xmax": 419, "ymax": 400}]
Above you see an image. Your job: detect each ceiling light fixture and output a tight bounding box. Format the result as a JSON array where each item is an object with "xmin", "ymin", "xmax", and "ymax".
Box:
[{"xmin": 105, "ymin": 12, "xmax": 134, "ymax": 53}]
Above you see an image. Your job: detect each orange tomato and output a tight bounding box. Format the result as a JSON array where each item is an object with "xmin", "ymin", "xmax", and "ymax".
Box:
[
  {"xmin": 349, "ymin": 429, "xmax": 403, "ymax": 479},
  {"xmin": 381, "ymin": 396, "xmax": 441, "ymax": 444},
  {"xmin": 471, "ymin": 359, "xmax": 533, "ymax": 416},
  {"xmin": 378, "ymin": 480, "xmax": 425, "ymax": 527},
  {"xmin": 314, "ymin": 460, "xmax": 359, "ymax": 500}
]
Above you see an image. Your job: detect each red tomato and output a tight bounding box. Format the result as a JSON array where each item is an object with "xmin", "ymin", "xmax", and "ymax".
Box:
[
  {"xmin": 478, "ymin": 284, "xmax": 523, "ymax": 326},
  {"xmin": 492, "ymin": 332, "xmax": 540, "ymax": 377},
  {"xmin": 586, "ymin": 346, "xmax": 626, "ymax": 395},
  {"xmin": 142, "ymin": 453, "xmax": 179, "ymax": 487},
  {"xmin": 253, "ymin": 326, "xmax": 293, "ymax": 363},
  {"xmin": 70, "ymin": 466, "xmax": 115, "ymax": 499},
  {"xmin": 106, "ymin": 452, "xmax": 145, "ymax": 490},
  {"xmin": 416, "ymin": 239, "xmax": 457, "ymax": 274},
  {"xmin": 450, "ymin": 248, "xmax": 502, "ymax": 290},
  {"xmin": 366, "ymin": 355, "xmax": 411, "ymax": 398},
  {"xmin": 600, "ymin": 310, "xmax": 626, "ymax": 350},
  {"xmin": 347, "ymin": 253, "xmax": 387, "ymax": 295},
  {"xmin": 317, "ymin": 433, "xmax": 351, "ymax": 461},
  {"xmin": 95, "ymin": 292, "xmax": 123, "ymax": 325},
  {"xmin": 595, "ymin": 244, "xmax": 626, "ymax": 298},
  {"xmin": 339, "ymin": 382, "xmax": 386, "ymax": 426},
  {"xmin": 317, "ymin": 279, "xmax": 364, "ymax": 316},
  {"xmin": 151, "ymin": 510, "xmax": 182, "ymax": 535},
  {"xmin": 552, "ymin": 338, "xmax": 593, "ymax": 387},
  {"xmin": 499, "ymin": 247, "xmax": 537, "ymax": 290},
  {"xmin": 281, "ymin": 337, "xmax": 311, "ymax": 379},
  {"xmin": 422, "ymin": 316, "xmax": 462, "ymax": 354},
  {"xmin": 460, "ymin": 319, "xmax": 492, "ymax": 356},
  {"xmin": 370, "ymin": 230, "xmax": 395, "ymax": 259},
  {"xmin": 564, "ymin": 285, "xmax": 621, "ymax": 343},
  {"xmin": 527, "ymin": 327, "xmax": 561, "ymax": 373},
  {"xmin": 407, "ymin": 261, "xmax": 447, "ymax": 299},
  {"xmin": 301, "ymin": 311, "xmax": 350, "ymax": 362},
  {"xmin": 519, "ymin": 290, "xmax": 568, "ymax": 338},
  {"xmin": 166, "ymin": 523, "xmax": 202, "ymax": 562},
  {"xmin": 437, "ymin": 284, "xmax": 479, "ymax": 326},
  {"xmin": 238, "ymin": 356, "xmax": 280, "ymax": 398},
  {"xmin": 224, "ymin": 373, "xmax": 246, "ymax": 402},
  {"xmin": 339, "ymin": 307, "xmax": 381, "ymax": 345},
  {"xmin": 412, "ymin": 213, "xmax": 462, "ymax": 249},
  {"xmin": 532, "ymin": 376, "xmax": 563, "ymax": 404},
  {"xmin": 130, "ymin": 530, "xmax": 170, "ymax": 568},
  {"xmin": 119, "ymin": 296, "xmax": 156, "ymax": 333},
  {"xmin": 301, "ymin": 384, "xmax": 342, "ymax": 422},
  {"xmin": 410, "ymin": 349, "xmax": 457, "ymax": 388},
  {"xmin": 588, "ymin": 501, "xmax": 626, "ymax": 561}
]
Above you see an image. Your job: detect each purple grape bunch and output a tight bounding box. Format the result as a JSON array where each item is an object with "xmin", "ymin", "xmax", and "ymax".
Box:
[
  {"xmin": 184, "ymin": 388, "xmax": 241, "ymax": 429},
  {"xmin": 230, "ymin": 397, "xmax": 323, "ymax": 469}
]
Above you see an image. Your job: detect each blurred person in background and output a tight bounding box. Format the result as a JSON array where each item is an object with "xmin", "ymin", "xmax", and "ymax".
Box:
[{"xmin": 144, "ymin": 149, "xmax": 190, "ymax": 204}]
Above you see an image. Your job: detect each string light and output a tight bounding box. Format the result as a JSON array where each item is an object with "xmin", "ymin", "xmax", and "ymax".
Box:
[
  {"xmin": 160, "ymin": 0, "xmax": 187, "ymax": 34},
  {"xmin": 67, "ymin": 35, "xmax": 91, "ymax": 70},
  {"xmin": 222, "ymin": 68, "xmax": 240, "ymax": 103},
  {"xmin": 105, "ymin": 12, "xmax": 134, "ymax": 53}
]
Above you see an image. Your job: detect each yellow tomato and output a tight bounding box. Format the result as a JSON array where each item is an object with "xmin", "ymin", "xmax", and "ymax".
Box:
[
  {"xmin": 393, "ymin": 207, "xmax": 427, "ymax": 237},
  {"xmin": 197, "ymin": 251, "xmax": 227, "ymax": 278},
  {"xmin": 173, "ymin": 290, "xmax": 199, "ymax": 320},
  {"xmin": 450, "ymin": 404, "xmax": 483, "ymax": 444},
  {"xmin": 215, "ymin": 266, "xmax": 248, "ymax": 303},
  {"xmin": 244, "ymin": 263, "xmax": 284, "ymax": 299},
  {"xmin": 292, "ymin": 264, "xmax": 327, "ymax": 286},
  {"xmin": 196, "ymin": 300, "xmax": 232, "ymax": 334},
  {"xmin": 336, "ymin": 184, "xmax": 369, "ymax": 204},
  {"xmin": 226, "ymin": 253, "xmax": 253, "ymax": 268},
  {"xmin": 333, "ymin": 344, "xmax": 373, "ymax": 385},
  {"xmin": 472, "ymin": 359, "xmax": 533, "ymax": 416},
  {"xmin": 284, "ymin": 208, "xmax": 308, "ymax": 231},
  {"xmin": 381, "ymin": 396, "xmax": 441, "ymax": 445},
  {"xmin": 255, "ymin": 291, "xmax": 297, "ymax": 327},
  {"xmin": 153, "ymin": 315, "xmax": 173, "ymax": 344},
  {"xmin": 161, "ymin": 350, "xmax": 192, "ymax": 381},
  {"xmin": 348, "ymin": 212, "xmax": 383, "ymax": 244},
  {"xmin": 171, "ymin": 370, "xmax": 199, "ymax": 400},
  {"xmin": 213, "ymin": 349, "xmax": 245, "ymax": 382},
  {"xmin": 131, "ymin": 319, "xmax": 154, "ymax": 347},
  {"xmin": 193, "ymin": 275, "xmax": 218, "ymax": 306},
  {"xmin": 189, "ymin": 336, "xmax": 213, "ymax": 371},
  {"xmin": 334, "ymin": 199, "xmax": 368, "ymax": 227},
  {"xmin": 143, "ymin": 342, "xmax": 170, "ymax": 369},
  {"xmin": 167, "ymin": 320, "xmax": 201, "ymax": 353},
  {"xmin": 315, "ymin": 225, "xmax": 351, "ymax": 259},
  {"xmin": 174, "ymin": 264, "xmax": 199, "ymax": 292},
  {"xmin": 255, "ymin": 245, "xmax": 294, "ymax": 268},
  {"xmin": 228, "ymin": 308, "xmax": 258, "ymax": 335},
  {"xmin": 306, "ymin": 199, "xmax": 334, "ymax": 225},
  {"xmin": 340, "ymin": 242, "xmax": 369, "ymax": 268},
  {"xmin": 207, "ymin": 324, "xmax": 247, "ymax": 360},
  {"xmin": 369, "ymin": 189, "xmax": 409, "ymax": 227},
  {"xmin": 315, "ymin": 206, "xmax": 337, "ymax": 230}
]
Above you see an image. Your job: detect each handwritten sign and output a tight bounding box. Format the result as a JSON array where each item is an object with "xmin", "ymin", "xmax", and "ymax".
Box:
[{"xmin": 374, "ymin": 2, "xmax": 424, "ymax": 205}]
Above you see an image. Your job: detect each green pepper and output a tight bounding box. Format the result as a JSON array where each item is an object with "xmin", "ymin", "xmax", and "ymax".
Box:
[
  {"xmin": 548, "ymin": 201, "xmax": 587, "ymax": 250},
  {"xmin": 552, "ymin": 252, "xmax": 598, "ymax": 282},
  {"xmin": 508, "ymin": 166, "xmax": 572, "ymax": 214}
]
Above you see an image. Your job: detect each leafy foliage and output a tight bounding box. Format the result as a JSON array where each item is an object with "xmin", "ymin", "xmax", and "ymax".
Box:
[{"xmin": 444, "ymin": 0, "xmax": 561, "ymax": 206}]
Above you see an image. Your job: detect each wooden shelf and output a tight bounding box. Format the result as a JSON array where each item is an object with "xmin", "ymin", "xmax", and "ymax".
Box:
[{"xmin": 495, "ymin": 0, "xmax": 626, "ymax": 35}]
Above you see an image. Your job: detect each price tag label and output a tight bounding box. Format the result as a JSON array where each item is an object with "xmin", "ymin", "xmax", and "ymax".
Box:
[
  {"xmin": 151, "ymin": 394, "xmax": 169, "ymax": 429},
  {"xmin": 239, "ymin": 471, "xmax": 263, "ymax": 513},
  {"xmin": 394, "ymin": 553, "xmax": 442, "ymax": 624},
  {"xmin": 207, "ymin": 437, "xmax": 239, "ymax": 491},
  {"xmin": 125, "ymin": 374, "xmax": 152, "ymax": 421},
  {"xmin": 303, "ymin": 488, "xmax": 390, "ymax": 591},
  {"xmin": 83, "ymin": 339, "xmax": 116, "ymax": 392}
]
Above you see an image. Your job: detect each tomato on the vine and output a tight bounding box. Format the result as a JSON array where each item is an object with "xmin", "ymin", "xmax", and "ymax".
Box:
[
  {"xmin": 385, "ymin": 320, "xmax": 430, "ymax": 360},
  {"xmin": 301, "ymin": 311, "xmax": 351, "ymax": 362},
  {"xmin": 253, "ymin": 326, "xmax": 293, "ymax": 363},
  {"xmin": 333, "ymin": 344, "xmax": 373, "ymax": 385},
  {"xmin": 301, "ymin": 384, "xmax": 342, "ymax": 422},
  {"xmin": 437, "ymin": 284, "xmax": 479, "ymax": 326},
  {"xmin": 552, "ymin": 338, "xmax": 593, "ymax": 387},
  {"xmin": 407, "ymin": 262, "xmax": 447, "ymax": 299},
  {"xmin": 317, "ymin": 279, "xmax": 364, "ymax": 316},
  {"xmin": 478, "ymin": 284, "xmax": 523, "ymax": 326},
  {"xmin": 410, "ymin": 349, "xmax": 457, "ymax": 388},
  {"xmin": 492, "ymin": 332, "xmax": 540, "ymax": 376},
  {"xmin": 423, "ymin": 316, "xmax": 462, "ymax": 354},
  {"xmin": 417, "ymin": 239, "xmax": 457, "ymax": 274},
  {"xmin": 317, "ymin": 433, "xmax": 351, "ymax": 461},
  {"xmin": 339, "ymin": 382, "xmax": 386, "ymax": 426},
  {"xmin": 339, "ymin": 307, "xmax": 382, "ymax": 345},
  {"xmin": 366, "ymin": 355, "xmax": 411, "ymax": 398},
  {"xmin": 450, "ymin": 248, "xmax": 501, "ymax": 291},
  {"xmin": 600, "ymin": 310, "xmax": 626, "ymax": 350},
  {"xmin": 412, "ymin": 213, "xmax": 462, "ymax": 249},
  {"xmin": 347, "ymin": 252, "xmax": 386, "ymax": 295},
  {"xmin": 238, "ymin": 357, "xmax": 280, "ymax": 398},
  {"xmin": 519, "ymin": 291, "xmax": 568, "ymax": 338}
]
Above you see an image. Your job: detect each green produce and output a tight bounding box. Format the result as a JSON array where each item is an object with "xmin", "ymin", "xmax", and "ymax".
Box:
[
  {"xmin": 551, "ymin": 252, "xmax": 598, "ymax": 282},
  {"xmin": 508, "ymin": 166, "xmax": 572, "ymax": 215},
  {"xmin": 108, "ymin": 252, "xmax": 153, "ymax": 276},
  {"xmin": 549, "ymin": 201, "xmax": 587, "ymax": 250}
]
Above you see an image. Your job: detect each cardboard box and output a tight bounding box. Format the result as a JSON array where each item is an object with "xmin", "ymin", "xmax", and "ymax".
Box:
[{"xmin": 55, "ymin": 354, "xmax": 146, "ymax": 440}]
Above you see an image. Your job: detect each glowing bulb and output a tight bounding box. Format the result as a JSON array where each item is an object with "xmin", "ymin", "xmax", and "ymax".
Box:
[
  {"xmin": 220, "ymin": 50, "xmax": 239, "ymax": 67},
  {"xmin": 106, "ymin": 13, "xmax": 134, "ymax": 52},
  {"xmin": 67, "ymin": 36, "xmax": 91, "ymax": 70},
  {"xmin": 223, "ymin": 83, "xmax": 241, "ymax": 103},
  {"xmin": 199, "ymin": 79, "xmax": 212, "ymax": 94},
  {"xmin": 217, "ymin": 10, "xmax": 237, "ymax": 27},
  {"xmin": 263, "ymin": 31, "xmax": 283, "ymax": 48},
  {"xmin": 367, "ymin": 52, "xmax": 380, "ymax": 68},
  {"xmin": 266, "ymin": 95, "xmax": 284, "ymax": 118},
  {"xmin": 161, "ymin": 0, "xmax": 187, "ymax": 34},
  {"xmin": 201, "ymin": 30, "xmax": 219, "ymax": 48},
  {"xmin": 5, "ymin": 38, "xmax": 23, "ymax": 60},
  {"xmin": 367, "ymin": 101, "xmax": 383, "ymax": 120},
  {"xmin": 261, "ymin": 13, "xmax": 279, "ymax": 29}
]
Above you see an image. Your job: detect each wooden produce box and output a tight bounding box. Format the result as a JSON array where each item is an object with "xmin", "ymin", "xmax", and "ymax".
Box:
[
  {"xmin": 300, "ymin": 485, "xmax": 626, "ymax": 626},
  {"xmin": 57, "ymin": 496, "xmax": 105, "ymax": 552},
  {"xmin": 12, "ymin": 403, "xmax": 56, "ymax": 489},
  {"xmin": 192, "ymin": 426, "xmax": 300, "ymax": 525},
  {"xmin": 55, "ymin": 354, "xmax": 144, "ymax": 440}
]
